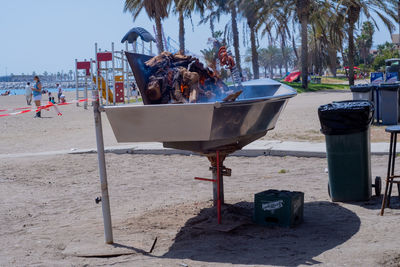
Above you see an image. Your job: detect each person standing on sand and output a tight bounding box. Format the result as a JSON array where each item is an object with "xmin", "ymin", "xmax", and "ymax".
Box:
[
  {"xmin": 32, "ymin": 76, "xmax": 42, "ymax": 118},
  {"xmin": 56, "ymin": 83, "xmax": 62, "ymax": 103},
  {"xmin": 25, "ymin": 82, "xmax": 32, "ymax": 105}
]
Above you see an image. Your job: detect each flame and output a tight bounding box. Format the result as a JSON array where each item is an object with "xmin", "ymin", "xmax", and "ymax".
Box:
[{"xmin": 199, "ymin": 77, "xmax": 205, "ymax": 86}]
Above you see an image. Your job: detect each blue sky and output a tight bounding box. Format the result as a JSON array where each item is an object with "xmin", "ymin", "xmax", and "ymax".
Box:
[{"xmin": 0, "ymin": 0, "xmax": 396, "ymax": 75}]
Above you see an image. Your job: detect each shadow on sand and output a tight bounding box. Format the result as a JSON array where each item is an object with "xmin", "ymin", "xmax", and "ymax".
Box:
[
  {"xmin": 162, "ymin": 201, "xmax": 360, "ymax": 266},
  {"xmin": 347, "ymin": 193, "xmax": 400, "ymax": 212}
]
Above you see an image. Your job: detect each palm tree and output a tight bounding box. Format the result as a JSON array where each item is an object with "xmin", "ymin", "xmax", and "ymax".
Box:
[
  {"xmin": 200, "ymin": 0, "xmax": 243, "ymax": 75},
  {"xmin": 356, "ymin": 21, "xmax": 374, "ymax": 72},
  {"xmin": 175, "ymin": 1, "xmax": 186, "ymax": 53},
  {"xmin": 307, "ymin": 1, "xmax": 345, "ymax": 76},
  {"xmin": 239, "ymin": 0, "xmax": 262, "ymax": 79},
  {"xmin": 296, "ymin": 0, "xmax": 311, "ymax": 88},
  {"xmin": 259, "ymin": 46, "xmax": 281, "ymax": 77},
  {"xmin": 124, "ymin": 0, "xmax": 171, "ymax": 53},
  {"xmin": 398, "ymin": 1, "xmax": 400, "ymax": 40},
  {"xmin": 258, "ymin": 0, "xmax": 294, "ymax": 75},
  {"xmin": 177, "ymin": 0, "xmax": 212, "ymax": 53},
  {"xmin": 338, "ymin": 0, "xmax": 397, "ymax": 85},
  {"xmin": 201, "ymin": 48, "xmax": 218, "ymax": 71},
  {"xmin": 230, "ymin": 0, "xmax": 243, "ymax": 76}
]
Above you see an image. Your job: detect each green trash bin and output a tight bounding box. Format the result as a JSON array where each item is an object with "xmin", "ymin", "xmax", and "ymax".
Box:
[{"xmin": 318, "ymin": 101, "xmax": 375, "ymax": 202}]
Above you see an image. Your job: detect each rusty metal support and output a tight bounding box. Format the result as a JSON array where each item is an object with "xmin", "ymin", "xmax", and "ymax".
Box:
[{"xmin": 194, "ymin": 151, "xmax": 232, "ymax": 224}]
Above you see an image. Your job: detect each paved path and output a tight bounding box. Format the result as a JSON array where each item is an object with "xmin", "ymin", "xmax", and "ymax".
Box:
[{"xmin": 0, "ymin": 140, "xmax": 390, "ymax": 159}]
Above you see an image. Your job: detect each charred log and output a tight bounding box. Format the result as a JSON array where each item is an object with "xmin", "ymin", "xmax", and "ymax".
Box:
[{"xmin": 144, "ymin": 52, "xmax": 240, "ymax": 104}]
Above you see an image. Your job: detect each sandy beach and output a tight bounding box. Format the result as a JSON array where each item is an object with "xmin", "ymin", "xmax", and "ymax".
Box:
[
  {"xmin": 0, "ymin": 90, "xmax": 390, "ymax": 155},
  {"xmin": 1, "ymin": 91, "xmax": 400, "ymax": 266},
  {"xmin": 1, "ymin": 153, "xmax": 400, "ymax": 266}
]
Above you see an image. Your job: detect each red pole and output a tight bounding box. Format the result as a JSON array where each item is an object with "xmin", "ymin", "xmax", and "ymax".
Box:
[{"xmin": 217, "ymin": 151, "xmax": 221, "ymax": 224}]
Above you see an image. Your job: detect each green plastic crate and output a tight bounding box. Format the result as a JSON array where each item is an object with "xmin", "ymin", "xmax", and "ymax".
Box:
[{"xmin": 253, "ymin": 190, "xmax": 304, "ymax": 227}]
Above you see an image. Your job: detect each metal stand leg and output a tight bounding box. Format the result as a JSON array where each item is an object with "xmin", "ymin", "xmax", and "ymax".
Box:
[
  {"xmin": 212, "ymin": 154, "xmax": 224, "ymax": 207},
  {"xmin": 93, "ymin": 92, "xmax": 113, "ymax": 244},
  {"xmin": 381, "ymin": 133, "xmax": 395, "ymax": 216},
  {"xmin": 388, "ymin": 133, "xmax": 397, "ymax": 207},
  {"xmin": 194, "ymin": 151, "xmax": 228, "ymax": 224},
  {"xmin": 216, "ymin": 151, "xmax": 222, "ymax": 224}
]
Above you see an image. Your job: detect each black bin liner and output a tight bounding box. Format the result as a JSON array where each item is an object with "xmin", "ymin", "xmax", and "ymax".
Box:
[
  {"xmin": 379, "ymin": 83, "xmax": 400, "ymax": 91},
  {"xmin": 350, "ymin": 84, "xmax": 375, "ymax": 92},
  {"xmin": 318, "ymin": 100, "xmax": 374, "ymax": 135}
]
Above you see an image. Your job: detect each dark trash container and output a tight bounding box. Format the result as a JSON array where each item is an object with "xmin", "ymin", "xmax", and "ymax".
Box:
[
  {"xmin": 350, "ymin": 84, "xmax": 374, "ymax": 102},
  {"xmin": 318, "ymin": 100, "xmax": 374, "ymax": 202},
  {"xmin": 350, "ymin": 84, "xmax": 379, "ymax": 123},
  {"xmin": 378, "ymin": 83, "xmax": 400, "ymax": 125}
]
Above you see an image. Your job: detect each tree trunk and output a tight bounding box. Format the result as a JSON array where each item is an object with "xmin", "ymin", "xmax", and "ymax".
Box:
[
  {"xmin": 348, "ymin": 22, "xmax": 355, "ymax": 86},
  {"xmin": 231, "ymin": 5, "xmax": 242, "ymax": 76},
  {"xmin": 328, "ymin": 45, "xmax": 337, "ymax": 77},
  {"xmin": 155, "ymin": 16, "xmax": 164, "ymax": 53},
  {"xmin": 292, "ymin": 35, "xmax": 299, "ymax": 62},
  {"xmin": 281, "ymin": 33, "xmax": 288, "ymax": 74},
  {"xmin": 178, "ymin": 9, "xmax": 185, "ymax": 53},
  {"xmin": 398, "ymin": 1, "xmax": 400, "ymax": 41},
  {"xmin": 300, "ymin": 14, "xmax": 308, "ymax": 89},
  {"xmin": 249, "ymin": 26, "xmax": 259, "ymax": 79},
  {"xmin": 363, "ymin": 47, "xmax": 367, "ymax": 74}
]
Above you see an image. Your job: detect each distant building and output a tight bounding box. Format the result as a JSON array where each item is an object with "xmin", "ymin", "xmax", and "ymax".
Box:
[{"xmin": 391, "ymin": 34, "xmax": 400, "ymax": 49}]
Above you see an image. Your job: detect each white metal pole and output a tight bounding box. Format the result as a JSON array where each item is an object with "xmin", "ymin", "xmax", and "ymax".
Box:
[
  {"xmin": 95, "ymin": 43, "xmax": 103, "ymax": 106},
  {"xmin": 124, "ymin": 43, "xmax": 130, "ymax": 104},
  {"xmin": 111, "ymin": 42, "xmax": 116, "ymax": 105},
  {"xmin": 105, "ymin": 59, "xmax": 109, "ymax": 106},
  {"xmin": 150, "ymin": 41, "xmax": 153, "ymax": 56},
  {"xmin": 93, "ymin": 90, "xmax": 113, "ymax": 244},
  {"xmin": 84, "ymin": 59, "xmax": 88, "ymax": 110},
  {"xmin": 75, "ymin": 59, "xmax": 79, "ymax": 107},
  {"xmin": 90, "ymin": 58, "xmax": 94, "ymax": 106}
]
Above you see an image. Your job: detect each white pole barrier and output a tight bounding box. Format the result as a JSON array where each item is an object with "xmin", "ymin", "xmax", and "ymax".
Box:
[
  {"xmin": 93, "ymin": 90, "xmax": 113, "ymax": 244},
  {"xmin": 111, "ymin": 42, "xmax": 116, "ymax": 105},
  {"xmin": 75, "ymin": 59, "xmax": 79, "ymax": 107},
  {"xmin": 124, "ymin": 42, "xmax": 130, "ymax": 104},
  {"xmin": 105, "ymin": 52, "xmax": 109, "ymax": 106},
  {"xmin": 95, "ymin": 43, "xmax": 102, "ymax": 106},
  {"xmin": 84, "ymin": 59, "xmax": 88, "ymax": 110},
  {"xmin": 150, "ymin": 41, "xmax": 153, "ymax": 56},
  {"xmin": 90, "ymin": 58, "xmax": 94, "ymax": 106}
]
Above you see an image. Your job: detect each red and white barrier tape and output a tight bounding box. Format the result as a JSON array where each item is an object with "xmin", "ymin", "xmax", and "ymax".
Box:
[
  {"xmin": 0, "ymin": 106, "xmax": 32, "ymax": 112},
  {"xmin": 0, "ymin": 98, "xmax": 92, "ymax": 117}
]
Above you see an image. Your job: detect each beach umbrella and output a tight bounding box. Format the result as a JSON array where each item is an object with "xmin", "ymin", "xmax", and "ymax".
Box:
[
  {"xmin": 344, "ymin": 66, "xmax": 361, "ymax": 70},
  {"xmin": 121, "ymin": 27, "xmax": 156, "ymax": 44}
]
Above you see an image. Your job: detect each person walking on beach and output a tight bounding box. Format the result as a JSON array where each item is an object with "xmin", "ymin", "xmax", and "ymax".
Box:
[
  {"xmin": 131, "ymin": 82, "xmax": 138, "ymax": 102},
  {"xmin": 25, "ymin": 82, "xmax": 32, "ymax": 105},
  {"xmin": 56, "ymin": 83, "xmax": 62, "ymax": 103},
  {"xmin": 32, "ymin": 76, "xmax": 42, "ymax": 118}
]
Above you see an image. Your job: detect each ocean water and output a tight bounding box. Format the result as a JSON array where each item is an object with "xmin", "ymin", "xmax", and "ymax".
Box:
[{"xmin": 0, "ymin": 88, "xmax": 84, "ymax": 96}]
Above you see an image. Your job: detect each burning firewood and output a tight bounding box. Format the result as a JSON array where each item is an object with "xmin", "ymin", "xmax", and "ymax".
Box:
[
  {"xmin": 222, "ymin": 90, "xmax": 243, "ymax": 102},
  {"xmin": 144, "ymin": 51, "xmax": 238, "ymax": 104},
  {"xmin": 147, "ymin": 77, "xmax": 162, "ymax": 101}
]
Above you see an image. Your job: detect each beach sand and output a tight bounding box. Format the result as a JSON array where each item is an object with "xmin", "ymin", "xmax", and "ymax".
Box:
[
  {"xmin": 0, "ymin": 90, "xmax": 390, "ymax": 155},
  {"xmin": 1, "ymin": 153, "xmax": 400, "ymax": 266},
  {"xmin": 1, "ymin": 91, "xmax": 399, "ymax": 266}
]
